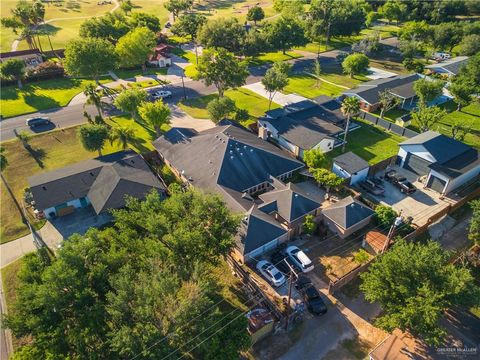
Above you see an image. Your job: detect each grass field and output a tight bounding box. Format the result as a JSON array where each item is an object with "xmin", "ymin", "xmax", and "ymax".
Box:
[
  {"xmin": 179, "ymin": 88, "xmax": 279, "ymax": 126},
  {"xmin": 1, "ymin": 77, "xmax": 110, "ymax": 118},
  {"xmin": 247, "ymin": 51, "xmax": 302, "ymax": 67},
  {"xmin": 0, "ymin": 116, "xmax": 162, "ymax": 243},
  {"xmin": 284, "ymin": 74, "xmax": 345, "ymax": 98},
  {"xmin": 410, "ymin": 101, "xmax": 480, "ymax": 149},
  {"xmin": 329, "ymin": 120, "xmax": 405, "ymax": 164}
]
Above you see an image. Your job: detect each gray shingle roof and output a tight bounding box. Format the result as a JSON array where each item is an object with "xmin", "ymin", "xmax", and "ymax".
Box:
[
  {"xmin": 400, "ymin": 131, "xmax": 471, "ymax": 164},
  {"xmin": 236, "ymin": 206, "xmax": 288, "ymax": 254},
  {"xmin": 322, "ymin": 196, "xmax": 374, "ymax": 229},
  {"xmin": 333, "ymin": 151, "xmax": 369, "ymax": 175},
  {"xmin": 153, "ymin": 125, "xmax": 304, "ymax": 212},
  {"xmin": 28, "ymin": 150, "xmax": 165, "ymax": 213},
  {"xmin": 262, "ymin": 98, "xmax": 344, "ymax": 150},
  {"xmin": 343, "ymin": 74, "xmax": 422, "ymax": 104},
  {"xmin": 258, "ymin": 182, "xmax": 321, "ymax": 222},
  {"xmin": 425, "ymin": 56, "xmax": 469, "ymax": 75}
]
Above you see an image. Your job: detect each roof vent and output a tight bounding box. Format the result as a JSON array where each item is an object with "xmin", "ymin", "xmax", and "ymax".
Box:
[
  {"xmin": 240, "ymin": 152, "xmax": 243, "ymax": 156},
  {"xmin": 89, "ymin": 172, "xmax": 94, "ymax": 176},
  {"xmin": 243, "ymin": 145, "xmax": 247, "ymax": 149},
  {"xmin": 230, "ymin": 156, "xmax": 234, "ymax": 160},
  {"xmin": 215, "ymin": 135, "xmax": 219, "ymax": 138},
  {"xmin": 229, "ymin": 150, "xmax": 233, "ymax": 154},
  {"xmin": 188, "ymin": 176, "xmax": 193, "ymax": 181},
  {"xmin": 250, "ymin": 149, "xmax": 253, "ymax": 152},
  {"xmin": 209, "ymin": 160, "xmax": 213, "ymax": 164},
  {"xmin": 181, "ymin": 170, "xmax": 185, "ymax": 175},
  {"xmin": 42, "ymin": 186, "xmax": 47, "ymax": 190}
]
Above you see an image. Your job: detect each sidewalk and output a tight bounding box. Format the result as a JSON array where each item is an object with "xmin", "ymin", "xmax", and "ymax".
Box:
[{"xmin": 243, "ymin": 82, "xmax": 308, "ymax": 107}]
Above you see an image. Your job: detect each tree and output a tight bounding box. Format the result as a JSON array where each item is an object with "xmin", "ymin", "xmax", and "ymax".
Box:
[
  {"xmin": 78, "ymin": 124, "xmax": 109, "ymax": 155},
  {"xmin": 402, "ymin": 57, "xmax": 424, "ymax": 73},
  {"xmin": 83, "ymin": 83, "xmax": 103, "ymax": 119},
  {"xmin": 242, "ymin": 30, "xmax": 267, "ymax": 58},
  {"xmin": 0, "ymin": 147, "xmax": 8, "ymax": 172},
  {"xmin": 264, "ymin": 17, "xmax": 307, "ymax": 54},
  {"xmin": 413, "ymin": 78, "xmax": 443, "ymax": 105},
  {"xmin": 398, "ymin": 39, "xmax": 421, "ymax": 59},
  {"xmin": 120, "ymin": 0, "xmax": 133, "ymax": 14},
  {"xmin": 378, "ymin": 89, "xmax": 400, "ymax": 119},
  {"xmin": 115, "ymin": 27, "xmax": 156, "ymax": 70},
  {"xmin": 303, "ymin": 214, "xmax": 316, "ymax": 235},
  {"xmin": 79, "ymin": 13, "xmax": 130, "ymax": 44},
  {"xmin": 360, "ymin": 239, "xmax": 480, "ymax": 345},
  {"xmin": 380, "ymin": 0, "xmax": 406, "ymax": 24},
  {"xmin": 110, "ymin": 126, "xmax": 135, "ymax": 149},
  {"xmin": 0, "ymin": 59, "xmax": 25, "ymax": 88},
  {"xmin": 450, "ymin": 119, "xmax": 472, "ymax": 141},
  {"xmin": 164, "ymin": 0, "xmax": 193, "ymax": 21},
  {"xmin": 312, "ymin": 58, "xmax": 322, "ymax": 87},
  {"xmin": 374, "ymin": 205, "xmax": 398, "ymax": 228},
  {"xmin": 129, "ymin": 12, "xmax": 161, "ymax": 33},
  {"xmin": 303, "ymin": 148, "xmax": 327, "ymax": 170},
  {"xmin": 197, "ymin": 18, "xmax": 245, "ymax": 54},
  {"xmin": 449, "ymin": 77, "xmax": 473, "ymax": 111},
  {"xmin": 261, "ymin": 61, "xmax": 291, "ymax": 110},
  {"xmin": 459, "ymin": 34, "xmax": 480, "ymax": 56},
  {"xmin": 247, "ymin": 5, "xmax": 265, "ymax": 25},
  {"xmin": 411, "ymin": 104, "xmax": 446, "ymax": 133},
  {"xmin": 365, "ymin": 11, "xmax": 380, "ymax": 28},
  {"xmin": 171, "ymin": 13, "xmax": 206, "ymax": 63},
  {"xmin": 468, "ymin": 199, "xmax": 480, "ymax": 244},
  {"xmin": 206, "ymin": 97, "xmax": 236, "ymax": 123},
  {"xmin": 138, "ymin": 100, "xmax": 171, "ymax": 136},
  {"xmin": 114, "ymin": 88, "xmax": 148, "ymax": 120},
  {"xmin": 273, "ymin": 0, "xmax": 305, "ymax": 18},
  {"xmin": 64, "ymin": 37, "xmax": 117, "ymax": 83},
  {"xmin": 312, "ymin": 168, "xmax": 344, "ymax": 193},
  {"xmin": 195, "ymin": 48, "xmax": 249, "ymax": 97},
  {"xmin": 341, "ymin": 96, "xmax": 360, "ymax": 152},
  {"xmin": 5, "ymin": 190, "xmax": 249, "ymax": 359},
  {"xmin": 342, "ymin": 53, "xmax": 369, "ymax": 78},
  {"xmin": 399, "ymin": 21, "xmax": 431, "ymax": 42},
  {"xmin": 432, "ymin": 22, "xmax": 462, "ymax": 52},
  {"xmin": 353, "ymin": 249, "xmax": 370, "ymax": 264}
]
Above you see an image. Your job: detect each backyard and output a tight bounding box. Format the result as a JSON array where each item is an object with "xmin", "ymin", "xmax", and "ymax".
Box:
[
  {"xmin": 329, "ymin": 120, "xmax": 405, "ymax": 164},
  {"xmin": 0, "ymin": 77, "xmax": 110, "ymax": 118},
  {"xmin": 284, "ymin": 74, "xmax": 346, "ymax": 98},
  {"xmin": 0, "ymin": 116, "xmax": 162, "ymax": 243}
]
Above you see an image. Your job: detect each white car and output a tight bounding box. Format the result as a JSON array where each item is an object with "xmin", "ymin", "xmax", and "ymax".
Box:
[
  {"xmin": 256, "ymin": 260, "xmax": 286, "ymax": 287},
  {"xmin": 151, "ymin": 90, "xmax": 172, "ymax": 100},
  {"xmin": 286, "ymin": 246, "xmax": 314, "ymax": 273}
]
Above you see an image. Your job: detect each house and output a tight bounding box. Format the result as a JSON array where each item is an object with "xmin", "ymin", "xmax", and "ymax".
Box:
[
  {"xmin": 332, "ymin": 151, "xmax": 370, "ymax": 185},
  {"xmin": 322, "ymin": 196, "xmax": 374, "ymax": 238},
  {"xmin": 343, "ymin": 74, "xmax": 424, "ymax": 112},
  {"xmin": 258, "ymin": 97, "xmax": 345, "ymax": 158},
  {"xmin": 153, "ymin": 125, "xmax": 305, "ymax": 262},
  {"xmin": 398, "ymin": 131, "xmax": 480, "ymax": 195},
  {"xmin": 425, "ymin": 56, "xmax": 469, "ymax": 77},
  {"xmin": 0, "ymin": 49, "xmax": 43, "ymax": 68},
  {"xmin": 147, "ymin": 44, "xmax": 172, "ymax": 68},
  {"xmin": 28, "ymin": 150, "xmax": 166, "ymax": 219},
  {"xmin": 258, "ymin": 179, "xmax": 322, "ymax": 236}
]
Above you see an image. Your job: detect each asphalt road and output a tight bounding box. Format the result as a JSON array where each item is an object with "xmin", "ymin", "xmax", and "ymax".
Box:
[{"xmin": 0, "ymin": 51, "xmax": 331, "ymax": 142}]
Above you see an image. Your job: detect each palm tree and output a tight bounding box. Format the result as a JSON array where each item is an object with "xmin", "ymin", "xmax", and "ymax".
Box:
[
  {"xmin": 0, "ymin": 147, "xmax": 8, "ymax": 172},
  {"xmin": 84, "ymin": 83, "xmax": 103, "ymax": 119},
  {"xmin": 341, "ymin": 96, "xmax": 360, "ymax": 152},
  {"xmin": 110, "ymin": 126, "xmax": 135, "ymax": 150}
]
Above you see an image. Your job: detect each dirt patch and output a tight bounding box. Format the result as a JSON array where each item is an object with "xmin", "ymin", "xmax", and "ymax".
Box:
[{"xmin": 323, "ymin": 336, "xmax": 376, "ymax": 360}]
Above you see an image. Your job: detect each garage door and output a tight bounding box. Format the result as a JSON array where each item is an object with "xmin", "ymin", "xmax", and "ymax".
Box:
[
  {"xmin": 403, "ymin": 153, "xmax": 431, "ymax": 176},
  {"xmin": 427, "ymin": 175, "xmax": 447, "ymax": 193}
]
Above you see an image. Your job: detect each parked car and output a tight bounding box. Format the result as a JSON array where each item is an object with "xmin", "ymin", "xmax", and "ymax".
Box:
[
  {"xmin": 286, "ymin": 246, "xmax": 314, "ymax": 273},
  {"xmin": 385, "ymin": 170, "xmax": 416, "ymax": 194},
  {"xmin": 295, "ymin": 276, "xmax": 327, "ymax": 315},
  {"xmin": 151, "ymin": 90, "xmax": 172, "ymax": 100},
  {"xmin": 165, "ymin": 21, "xmax": 172, "ymax": 28},
  {"xmin": 271, "ymin": 251, "xmax": 296, "ymax": 276},
  {"xmin": 359, "ymin": 179, "xmax": 385, "ymax": 196},
  {"xmin": 256, "ymin": 260, "xmax": 286, "ymax": 287},
  {"xmin": 26, "ymin": 117, "xmax": 51, "ymax": 127},
  {"xmin": 432, "ymin": 52, "xmax": 451, "ymax": 61}
]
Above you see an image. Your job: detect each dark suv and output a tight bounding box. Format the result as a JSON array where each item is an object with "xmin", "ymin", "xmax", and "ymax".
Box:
[
  {"xmin": 295, "ymin": 276, "xmax": 327, "ymax": 315},
  {"xmin": 26, "ymin": 117, "xmax": 51, "ymax": 127},
  {"xmin": 385, "ymin": 170, "xmax": 416, "ymax": 194}
]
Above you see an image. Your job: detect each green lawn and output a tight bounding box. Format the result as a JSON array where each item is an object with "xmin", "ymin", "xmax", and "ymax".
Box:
[
  {"xmin": 179, "ymin": 88, "xmax": 279, "ymax": 126},
  {"xmin": 328, "ymin": 120, "xmax": 405, "ymax": 164},
  {"xmin": 0, "ymin": 116, "xmax": 161, "ymax": 243},
  {"xmin": 371, "ymin": 108, "xmax": 410, "ymax": 122},
  {"xmin": 115, "ymin": 67, "xmax": 168, "ymax": 80},
  {"xmin": 171, "ymin": 47, "xmax": 198, "ymax": 64},
  {"xmin": 246, "ymin": 51, "xmax": 302, "ymax": 67},
  {"xmin": 1, "ymin": 77, "xmax": 110, "ymax": 118},
  {"xmin": 284, "ymin": 74, "xmax": 345, "ymax": 98}
]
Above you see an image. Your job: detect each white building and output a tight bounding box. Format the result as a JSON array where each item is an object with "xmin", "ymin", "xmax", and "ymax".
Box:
[{"xmin": 332, "ymin": 151, "xmax": 370, "ymax": 185}]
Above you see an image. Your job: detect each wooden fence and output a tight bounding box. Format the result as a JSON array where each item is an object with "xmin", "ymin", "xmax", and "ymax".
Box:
[
  {"xmin": 368, "ymin": 155, "xmax": 398, "ymax": 176},
  {"xmin": 328, "ymin": 259, "xmax": 373, "ymax": 294}
]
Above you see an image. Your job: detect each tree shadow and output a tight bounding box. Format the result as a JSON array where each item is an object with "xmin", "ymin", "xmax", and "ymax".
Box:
[
  {"xmin": 23, "ymin": 92, "xmax": 61, "ymax": 112},
  {"xmin": 37, "ymin": 23, "xmax": 61, "ymax": 36},
  {"xmin": 0, "ymin": 85, "xmax": 21, "ymax": 101},
  {"xmin": 66, "ymin": 0, "xmax": 81, "ymax": 11},
  {"xmin": 25, "ymin": 145, "xmax": 46, "ymax": 168}
]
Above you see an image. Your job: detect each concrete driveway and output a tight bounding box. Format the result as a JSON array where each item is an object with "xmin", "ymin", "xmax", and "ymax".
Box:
[{"xmin": 370, "ymin": 166, "xmax": 451, "ymax": 227}]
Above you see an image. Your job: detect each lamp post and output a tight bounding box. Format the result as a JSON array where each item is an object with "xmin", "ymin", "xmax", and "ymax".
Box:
[{"xmin": 181, "ymin": 69, "xmax": 187, "ymax": 100}]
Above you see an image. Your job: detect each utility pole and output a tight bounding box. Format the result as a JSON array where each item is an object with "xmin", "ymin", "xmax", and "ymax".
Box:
[
  {"xmin": 382, "ymin": 214, "xmax": 403, "ymax": 253},
  {"xmin": 284, "ymin": 259, "xmax": 297, "ymax": 331},
  {"xmin": 181, "ymin": 70, "xmax": 187, "ymax": 100}
]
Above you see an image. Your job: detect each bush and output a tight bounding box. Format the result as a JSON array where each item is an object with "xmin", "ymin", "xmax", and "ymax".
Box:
[{"xmin": 207, "ymin": 97, "xmax": 236, "ymax": 123}]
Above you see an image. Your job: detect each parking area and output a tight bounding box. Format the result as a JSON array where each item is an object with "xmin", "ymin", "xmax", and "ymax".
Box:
[{"xmin": 367, "ymin": 165, "xmax": 452, "ymax": 227}]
